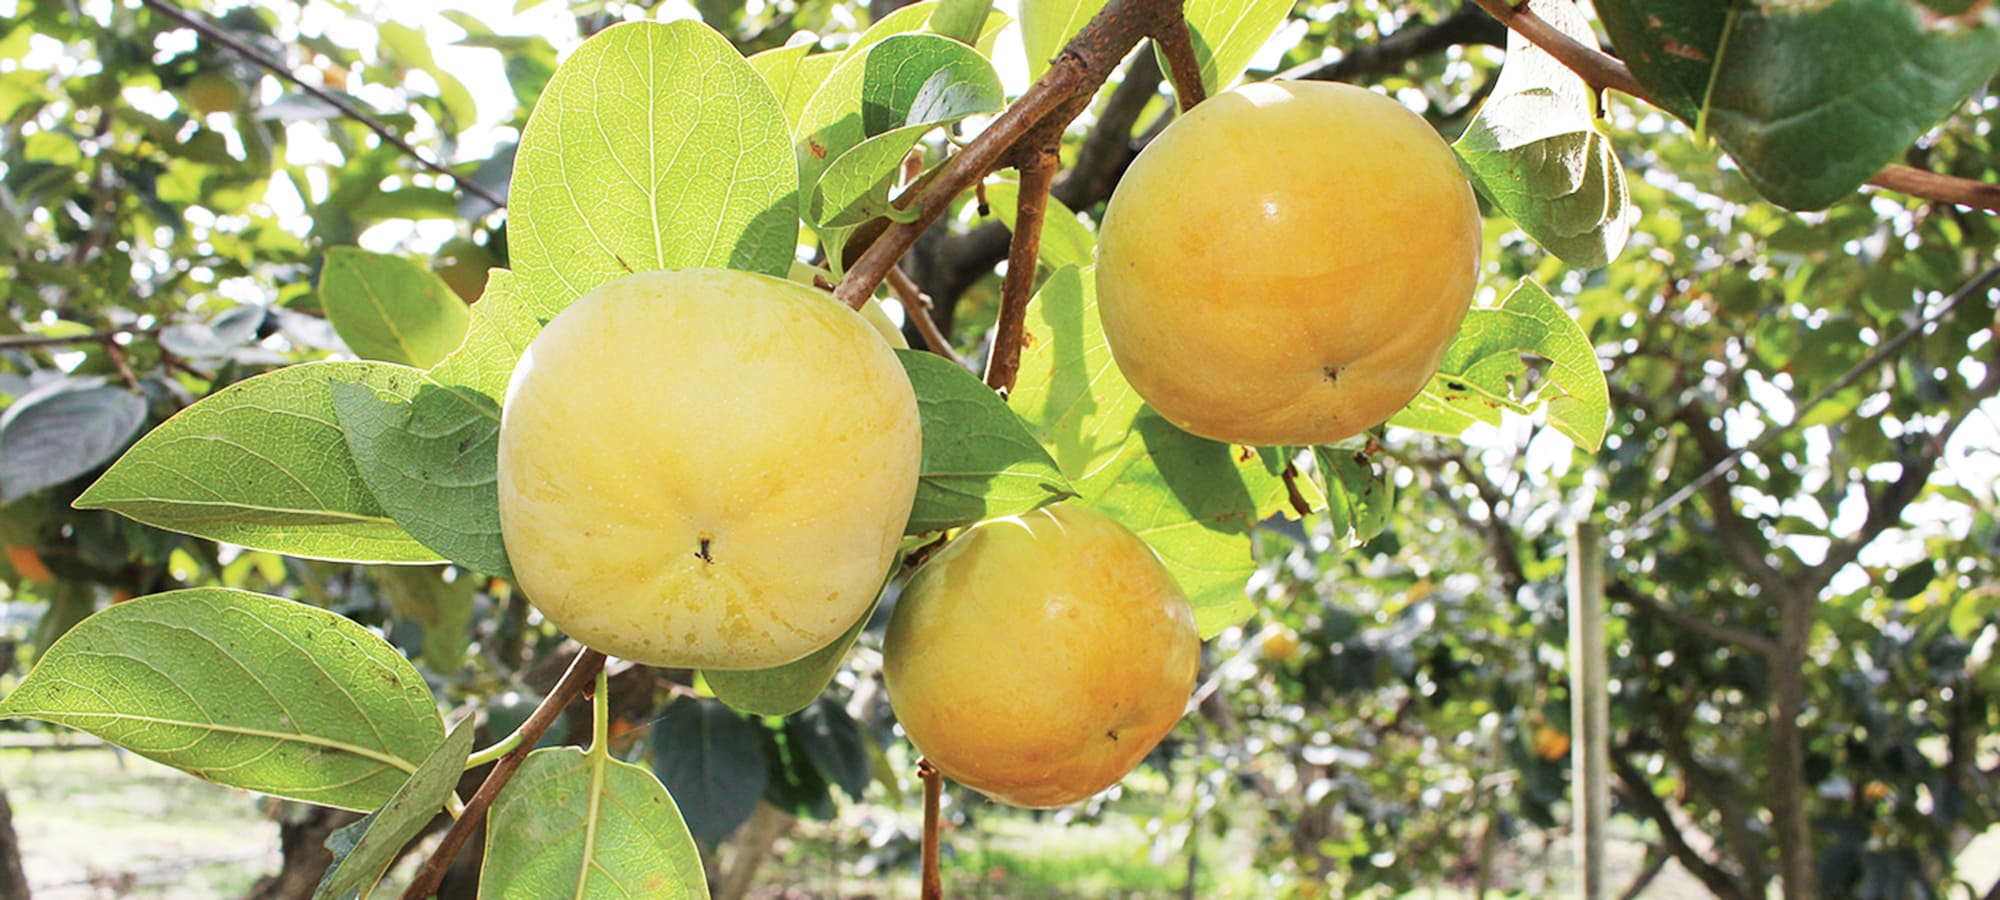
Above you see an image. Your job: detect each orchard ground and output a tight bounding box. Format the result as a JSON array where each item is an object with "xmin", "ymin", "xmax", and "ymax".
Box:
[{"xmin": 0, "ymin": 740, "xmax": 1747, "ymax": 898}]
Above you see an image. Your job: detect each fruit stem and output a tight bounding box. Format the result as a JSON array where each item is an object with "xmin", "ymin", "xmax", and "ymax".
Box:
[
  {"xmin": 919, "ymin": 758, "xmax": 944, "ymax": 900},
  {"xmin": 983, "ymin": 133, "xmax": 1060, "ymax": 395},
  {"xmin": 886, "ymin": 265, "xmax": 966, "ymax": 366},
  {"xmin": 402, "ymin": 648, "xmax": 608, "ymax": 900},
  {"xmin": 587, "ymin": 665, "xmax": 611, "ymax": 761}
]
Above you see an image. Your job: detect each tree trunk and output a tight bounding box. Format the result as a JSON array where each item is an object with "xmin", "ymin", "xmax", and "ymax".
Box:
[
  {"xmin": 0, "ymin": 789, "xmax": 29, "ymax": 900},
  {"xmin": 715, "ymin": 803, "xmax": 794, "ymax": 900},
  {"xmin": 245, "ymin": 805, "xmax": 360, "ymax": 900},
  {"xmin": 1767, "ymin": 591, "xmax": 1817, "ymax": 900}
]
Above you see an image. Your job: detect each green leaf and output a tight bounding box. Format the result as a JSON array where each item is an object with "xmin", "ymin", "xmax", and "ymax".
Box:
[
  {"xmin": 749, "ymin": 44, "xmax": 841, "ymax": 136},
  {"xmin": 898, "ymin": 349, "xmax": 1073, "ymax": 535},
  {"xmin": 332, "ymin": 378, "xmax": 510, "ymax": 577},
  {"xmin": 374, "ymin": 566, "xmax": 478, "ymax": 674},
  {"xmin": 0, "ymin": 378, "xmax": 147, "ymax": 503},
  {"xmin": 481, "ymin": 747, "xmax": 707, "ymax": 899},
  {"xmin": 787, "ymin": 698, "xmax": 870, "ymax": 802},
  {"xmin": 649, "ymin": 697, "xmax": 770, "ymax": 847},
  {"xmin": 1178, "ymin": 0, "xmax": 1296, "ymax": 92},
  {"xmin": 1453, "ymin": 0, "xmax": 1629, "ymax": 269},
  {"xmin": 930, "ymin": 0, "xmax": 994, "ymax": 45},
  {"xmin": 1390, "ymin": 280, "xmax": 1609, "ymax": 452},
  {"xmin": 0, "ymin": 588, "xmax": 444, "ymax": 811},
  {"xmin": 318, "ymin": 248, "xmax": 472, "ymax": 369},
  {"xmin": 1021, "ymin": 0, "xmax": 1109, "ymax": 79},
  {"xmin": 1008, "ymin": 266, "xmax": 1148, "ymax": 498},
  {"xmin": 377, "ymin": 21, "xmax": 479, "ymax": 126},
  {"xmin": 74, "ymin": 362, "xmax": 446, "ymax": 564},
  {"xmin": 1088, "ymin": 411, "xmax": 1286, "ymax": 638},
  {"xmin": 315, "ymin": 717, "xmax": 476, "ymax": 900},
  {"xmin": 1597, "ymin": 0, "xmax": 2000, "ymax": 210},
  {"xmin": 980, "ymin": 178, "xmax": 1096, "ymax": 272},
  {"xmin": 510, "ymin": 20, "xmax": 797, "ymax": 321},
  {"xmin": 1313, "ymin": 442, "xmax": 1395, "ymax": 546},
  {"xmin": 429, "ymin": 268, "xmax": 537, "ymax": 402}
]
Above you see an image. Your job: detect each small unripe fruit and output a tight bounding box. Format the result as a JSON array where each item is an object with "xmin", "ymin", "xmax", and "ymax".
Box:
[
  {"xmin": 1096, "ymin": 81, "xmax": 1481, "ymax": 446},
  {"xmin": 884, "ymin": 503, "xmax": 1199, "ymax": 808},
  {"xmin": 497, "ymin": 269, "xmax": 922, "ymax": 670}
]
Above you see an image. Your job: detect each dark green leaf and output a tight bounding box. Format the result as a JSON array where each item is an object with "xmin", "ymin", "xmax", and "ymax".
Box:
[
  {"xmin": 332, "ymin": 378, "xmax": 510, "ymax": 577},
  {"xmin": 0, "ymin": 378, "xmax": 146, "ymax": 502},
  {"xmin": 650, "ymin": 697, "xmax": 770, "ymax": 847},
  {"xmin": 1883, "ymin": 560, "xmax": 1936, "ymax": 601},
  {"xmin": 0, "ymin": 588, "xmax": 444, "ymax": 811},
  {"xmin": 787, "ymin": 697, "xmax": 870, "ymax": 802},
  {"xmin": 374, "ymin": 566, "xmax": 477, "ymax": 674},
  {"xmin": 74, "ymin": 362, "xmax": 445, "ymax": 563}
]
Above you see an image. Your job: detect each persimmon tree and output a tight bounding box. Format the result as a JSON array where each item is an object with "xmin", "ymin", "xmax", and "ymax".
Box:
[{"xmin": 1, "ymin": 0, "xmax": 1997, "ymax": 897}]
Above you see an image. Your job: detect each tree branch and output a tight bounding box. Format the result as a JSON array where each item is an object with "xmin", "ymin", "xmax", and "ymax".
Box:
[
  {"xmin": 1609, "ymin": 579, "xmax": 1777, "ymax": 656},
  {"xmin": 885, "ymin": 266, "xmax": 964, "ymax": 366},
  {"xmin": 139, "ymin": 0, "xmax": 506, "ymax": 212},
  {"xmin": 1611, "ymin": 751, "xmax": 1749, "ymax": 900},
  {"xmin": 0, "ymin": 325, "xmax": 159, "ymax": 349},
  {"xmin": 919, "ymin": 758, "xmax": 943, "ymax": 900},
  {"xmin": 401, "ymin": 649, "xmax": 607, "ymax": 900},
  {"xmin": 1292, "ymin": 3, "xmax": 1507, "ymax": 83},
  {"xmin": 983, "ymin": 133, "xmax": 1058, "ymax": 394},
  {"xmin": 1466, "ymin": 0, "xmax": 2000, "ymax": 212},
  {"xmin": 1152, "ymin": 14, "xmax": 1206, "ymax": 111},
  {"xmin": 833, "ymin": 0, "xmax": 1189, "ymax": 310}
]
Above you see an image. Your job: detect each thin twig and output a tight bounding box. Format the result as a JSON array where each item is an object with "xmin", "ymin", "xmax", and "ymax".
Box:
[
  {"xmin": 1153, "ymin": 21, "xmax": 1207, "ymax": 111},
  {"xmin": 139, "ymin": 0, "xmax": 505, "ymax": 211},
  {"xmin": 983, "ymin": 136, "xmax": 1059, "ymax": 394},
  {"xmin": 402, "ymin": 649, "xmax": 607, "ymax": 900},
  {"xmin": 886, "ymin": 266, "xmax": 964, "ymax": 366},
  {"xmin": 1468, "ymin": 0, "xmax": 2000, "ymax": 212},
  {"xmin": 102, "ymin": 340, "xmax": 141, "ymax": 393},
  {"xmin": 919, "ymin": 759, "xmax": 943, "ymax": 900},
  {"xmin": 1624, "ymin": 256, "xmax": 2000, "ymax": 534},
  {"xmin": 0, "ymin": 326, "xmax": 158, "ymax": 349},
  {"xmin": 1609, "ymin": 580, "xmax": 1777, "ymax": 656}
]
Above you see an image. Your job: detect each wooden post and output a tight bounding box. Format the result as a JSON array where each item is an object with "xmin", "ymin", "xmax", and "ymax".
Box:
[{"xmin": 1568, "ymin": 521, "xmax": 1609, "ymax": 900}]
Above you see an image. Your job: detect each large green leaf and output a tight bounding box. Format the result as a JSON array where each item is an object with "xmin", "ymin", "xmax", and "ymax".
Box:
[
  {"xmin": 332, "ymin": 377, "xmax": 510, "ymax": 577},
  {"xmin": 0, "ymin": 377, "xmax": 146, "ymax": 502},
  {"xmin": 1597, "ymin": 0, "xmax": 2000, "ymax": 210},
  {"xmin": 898, "ymin": 349, "xmax": 1073, "ymax": 535},
  {"xmin": 509, "ymin": 20, "xmax": 796, "ymax": 320},
  {"xmin": 649, "ymin": 697, "xmax": 770, "ymax": 847},
  {"xmin": 481, "ymin": 747, "xmax": 707, "ymax": 899},
  {"xmin": 1178, "ymin": 0, "xmax": 1296, "ymax": 92},
  {"xmin": 809, "ymin": 35, "xmax": 1004, "ymax": 227},
  {"xmin": 318, "ymin": 248, "xmax": 471, "ymax": 369},
  {"xmin": 749, "ymin": 44, "xmax": 842, "ymax": 137},
  {"xmin": 1008, "ymin": 266, "xmax": 1148, "ymax": 498},
  {"xmin": 1088, "ymin": 411, "xmax": 1291, "ymax": 637},
  {"xmin": 787, "ymin": 697, "xmax": 871, "ymax": 802},
  {"xmin": 1454, "ymin": 0, "xmax": 1629, "ymax": 268},
  {"xmin": 0, "ymin": 588, "xmax": 444, "ymax": 811},
  {"xmin": 315, "ymin": 717, "xmax": 476, "ymax": 899},
  {"xmin": 1390, "ymin": 279, "xmax": 1609, "ymax": 451},
  {"xmin": 74, "ymin": 362, "xmax": 445, "ymax": 564}
]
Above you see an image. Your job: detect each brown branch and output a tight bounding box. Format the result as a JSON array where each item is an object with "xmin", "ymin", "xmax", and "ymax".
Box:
[
  {"xmin": 1611, "ymin": 751, "xmax": 1750, "ymax": 900},
  {"xmin": 1152, "ymin": 19, "xmax": 1206, "ymax": 112},
  {"xmin": 1609, "ymin": 580, "xmax": 1777, "ymax": 656},
  {"xmin": 1468, "ymin": 0, "xmax": 2000, "ymax": 212},
  {"xmin": 983, "ymin": 135, "xmax": 1059, "ymax": 394},
  {"xmin": 834, "ymin": 0, "xmax": 1185, "ymax": 310},
  {"xmin": 102, "ymin": 339, "xmax": 140, "ymax": 393},
  {"xmin": 0, "ymin": 325, "xmax": 159, "ymax": 349},
  {"xmin": 138, "ymin": 0, "xmax": 506, "ymax": 212},
  {"xmin": 1291, "ymin": 3, "xmax": 1507, "ymax": 83},
  {"xmin": 885, "ymin": 265, "xmax": 964, "ymax": 366},
  {"xmin": 919, "ymin": 758, "xmax": 943, "ymax": 900},
  {"xmin": 402, "ymin": 648, "xmax": 607, "ymax": 900}
]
